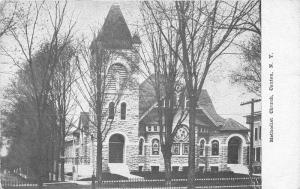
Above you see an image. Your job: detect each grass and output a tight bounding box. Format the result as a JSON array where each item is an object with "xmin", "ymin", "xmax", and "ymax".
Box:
[
  {"xmin": 130, "ymin": 171, "xmax": 249, "ymax": 180},
  {"xmin": 79, "ymin": 173, "xmax": 128, "ymax": 181},
  {"xmin": 77, "ymin": 171, "xmax": 251, "ymax": 181}
]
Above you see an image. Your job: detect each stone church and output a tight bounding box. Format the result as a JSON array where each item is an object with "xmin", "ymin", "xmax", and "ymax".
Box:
[{"xmin": 64, "ymin": 5, "xmax": 250, "ymax": 178}]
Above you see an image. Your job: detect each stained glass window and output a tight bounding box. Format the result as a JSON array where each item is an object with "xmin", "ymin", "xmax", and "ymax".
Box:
[
  {"xmin": 211, "ymin": 140, "xmax": 219, "ymax": 156},
  {"xmin": 183, "ymin": 143, "xmax": 189, "ymax": 155},
  {"xmin": 199, "ymin": 140, "xmax": 205, "ymax": 156},
  {"xmin": 152, "ymin": 139, "xmax": 159, "ymax": 155},
  {"xmin": 172, "ymin": 143, "xmax": 180, "ymax": 155}
]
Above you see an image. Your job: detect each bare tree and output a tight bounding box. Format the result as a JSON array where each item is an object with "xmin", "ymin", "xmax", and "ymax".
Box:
[
  {"xmin": 0, "ymin": 0, "xmax": 18, "ymax": 39},
  {"xmin": 4, "ymin": 1, "xmax": 76, "ymax": 187},
  {"xmin": 230, "ymin": 34, "xmax": 261, "ymax": 96},
  {"xmin": 140, "ymin": 2, "xmax": 188, "ymax": 184},
  {"xmin": 230, "ymin": 0, "xmax": 261, "ymax": 96},
  {"xmin": 230, "ymin": 0, "xmax": 261, "ymax": 35},
  {"xmin": 144, "ymin": 1, "xmax": 257, "ymax": 188},
  {"xmin": 74, "ymin": 33, "xmax": 137, "ymax": 182},
  {"xmin": 49, "ymin": 42, "xmax": 77, "ymax": 181}
]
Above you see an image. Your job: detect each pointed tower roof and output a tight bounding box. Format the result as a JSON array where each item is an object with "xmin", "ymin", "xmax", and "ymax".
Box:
[{"xmin": 98, "ymin": 4, "xmax": 133, "ymax": 49}]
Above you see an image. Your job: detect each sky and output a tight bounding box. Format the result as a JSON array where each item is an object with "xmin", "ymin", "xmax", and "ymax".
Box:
[{"xmin": 0, "ymin": 1, "xmax": 261, "ymax": 126}]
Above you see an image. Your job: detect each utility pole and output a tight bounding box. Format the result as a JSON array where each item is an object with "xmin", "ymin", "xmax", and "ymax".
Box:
[{"xmin": 241, "ymin": 98, "xmax": 261, "ymax": 176}]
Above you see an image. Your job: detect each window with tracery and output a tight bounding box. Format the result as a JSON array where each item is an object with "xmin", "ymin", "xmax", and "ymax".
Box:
[
  {"xmin": 211, "ymin": 140, "xmax": 219, "ymax": 156},
  {"xmin": 172, "ymin": 143, "xmax": 180, "ymax": 155},
  {"xmin": 199, "ymin": 140, "xmax": 205, "ymax": 156},
  {"xmin": 183, "ymin": 143, "xmax": 189, "ymax": 155},
  {"xmin": 152, "ymin": 139, "xmax": 159, "ymax": 155}
]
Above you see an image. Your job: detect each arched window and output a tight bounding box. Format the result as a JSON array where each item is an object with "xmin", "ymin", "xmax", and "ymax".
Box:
[
  {"xmin": 107, "ymin": 63, "xmax": 128, "ymax": 91},
  {"xmin": 121, "ymin": 102, "xmax": 126, "ymax": 120},
  {"xmin": 138, "ymin": 138, "xmax": 144, "ymax": 155},
  {"xmin": 199, "ymin": 140, "xmax": 205, "ymax": 156},
  {"xmin": 183, "ymin": 143, "xmax": 189, "ymax": 155},
  {"xmin": 152, "ymin": 139, "xmax": 159, "ymax": 155},
  {"xmin": 108, "ymin": 102, "xmax": 115, "ymax": 119},
  {"xmin": 172, "ymin": 143, "xmax": 180, "ymax": 155},
  {"xmin": 211, "ymin": 140, "xmax": 219, "ymax": 156}
]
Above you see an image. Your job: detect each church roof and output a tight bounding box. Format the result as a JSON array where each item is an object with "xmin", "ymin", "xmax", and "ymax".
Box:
[
  {"xmin": 139, "ymin": 75, "xmax": 157, "ymax": 118},
  {"xmin": 219, "ymin": 118, "xmax": 249, "ymax": 131},
  {"xmin": 97, "ymin": 5, "xmax": 133, "ymax": 49},
  {"xmin": 139, "ymin": 76, "xmax": 247, "ymax": 131},
  {"xmin": 197, "ymin": 90, "xmax": 225, "ymax": 126}
]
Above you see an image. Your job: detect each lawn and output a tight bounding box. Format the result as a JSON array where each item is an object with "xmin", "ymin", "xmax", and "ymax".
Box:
[
  {"xmin": 78, "ymin": 173, "xmax": 128, "ymax": 181},
  {"xmin": 1, "ymin": 172, "xmax": 261, "ymax": 189},
  {"xmin": 130, "ymin": 171, "xmax": 249, "ymax": 180}
]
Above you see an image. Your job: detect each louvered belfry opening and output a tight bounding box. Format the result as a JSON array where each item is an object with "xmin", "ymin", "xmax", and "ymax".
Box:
[{"xmin": 107, "ymin": 63, "xmax": 128, "ymax": 91}]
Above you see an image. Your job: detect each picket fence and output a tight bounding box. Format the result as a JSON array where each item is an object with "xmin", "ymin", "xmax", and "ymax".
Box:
[{"xmin": 0, "ymin": 176, "xmax": 261, "ymax": 189}]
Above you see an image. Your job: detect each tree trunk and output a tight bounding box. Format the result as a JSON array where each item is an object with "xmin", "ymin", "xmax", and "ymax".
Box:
[
  {"xmin": 38, "ymin": 175, "xmax": 43, "ymax": 189},
  {"xmin": 55, "ymin": 158, "xmax": 59, "ymax": 181},
  {"xmin": 37, "ymin": 115, "xmax": 45, "ymax": 189},
  {"xmin": 96, "ymin": 127, "xmax": 103, "ymax": 184},
  {"xmin": 163, "ymin": 148, "xmax": 172, "ymax": 186},
  {"xmin": 60, "ymin": 116, "xmax": 66, "ymax": 181},
  {"xmin": 187, "ymin": 99, "xmax": 196, "ymax": 189},
  {"xmin": 60, "ymin": 147, "xmax": 65, "ymax": 181},
  {"xmin": 50, "ymin": 132, "xmax": 55, "ymax": 181},
  {"xmin": 55, "ymin": 121, "xmax": 61, "ymax": 181}
]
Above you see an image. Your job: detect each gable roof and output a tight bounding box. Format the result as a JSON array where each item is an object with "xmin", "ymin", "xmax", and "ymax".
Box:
[
  {"xmin": 139, "ymin": 75, "xmax": 157, "ymax": 118},
  {"xmin": 139, "ymin": 77, "xmax": 247, "ymax": 131},
  {"xmin": 219, "ymin": 118, "xmax": 249, "ymax": 131},
  {"xmin": 197, "ymin": 90, "xmax": 225, "ymax": 126},
  {"xmin": 97, "ymin": 5, "xmax": 133, "ymax": 49}
]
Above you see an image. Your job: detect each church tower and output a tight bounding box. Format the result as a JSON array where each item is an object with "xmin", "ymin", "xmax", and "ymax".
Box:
[{"xmin": 90, "ymin": 4, "xmax": 141, "ymax": 172}]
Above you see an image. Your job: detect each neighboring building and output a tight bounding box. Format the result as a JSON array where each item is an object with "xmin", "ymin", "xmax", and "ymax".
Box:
[
  {"xmin": 64, "ymin": 5, "xmax": 250, "ymax": 178},
  {"xmin": 246, "ymin": 111, "xmax": 261, "ymax": 173}
]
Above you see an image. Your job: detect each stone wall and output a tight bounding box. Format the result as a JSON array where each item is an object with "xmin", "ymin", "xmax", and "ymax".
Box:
[
  {"xmin": 136, "ymin": 131, "xmax": 249, "ymax": 172},
  {"xmin": 101, "ymin": 89, "xmax": 140, "ymax": 171}
]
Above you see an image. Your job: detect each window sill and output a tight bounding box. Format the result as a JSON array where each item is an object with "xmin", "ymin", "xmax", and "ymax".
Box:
[
  {"xmin": 172, "ymin": 155, "xmax": 188, "ymax": 157},
  {"xmin": 150, "ymin": 155, "xmax": 160, "ymax": 157},
  {"xmin": 210, "ymin": 155, "xmax": 220, "ymax": 157}
]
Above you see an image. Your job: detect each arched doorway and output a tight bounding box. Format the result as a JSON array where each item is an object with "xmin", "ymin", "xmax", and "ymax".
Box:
[
  {"xmin": 109, "ymin": 134, "xmax": 124, "ymax": 163},
  {"xmin": 228, "ymin": 137, "xmax": 242, "ymax": 164}
]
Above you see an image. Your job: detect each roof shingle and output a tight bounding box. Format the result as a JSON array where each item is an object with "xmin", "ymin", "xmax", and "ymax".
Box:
[
  {"xmin": 139, "ymin": 76, "xmax": 247, "ymax": 131},
  {"xmin": 98, "ymin": 5, "xmax": 133, "ymax": 49},
  {"xmin": 219, "ymin": 118, "xmax": 249, "ymax": 131}
]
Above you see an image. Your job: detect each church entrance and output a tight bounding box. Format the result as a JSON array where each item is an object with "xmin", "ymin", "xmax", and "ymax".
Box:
[
  {"xmin": 109, "ymin": 134, "xmax": 124, "ymax": 163},
  {"xmin": 228, "ymin": 137, "xmax": 242, "ymax": 164}
]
